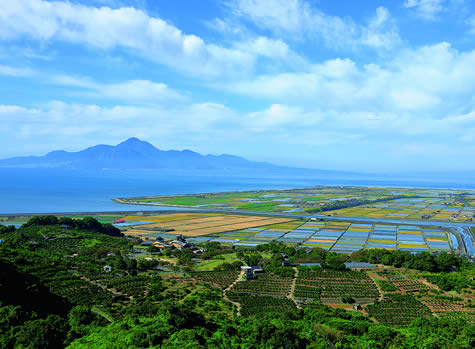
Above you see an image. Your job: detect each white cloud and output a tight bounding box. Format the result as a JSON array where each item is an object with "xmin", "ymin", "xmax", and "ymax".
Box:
[
  {"xmin": 1, "ymin": 98, "xmax": 474, "ymax": 170},
  {"xmin": 0, "ymin": 0, "xmax": 264, "ymax": 78},
  {"xmin": 51, "ymin": 75, "xmax": 185, "ymax": 103},
  {"xmin": 403, "ymin": 0, "xmax": 446, "ymax": 20},
  {"xmin": 227, "ymin": 0, "xmax": 401, "ymax": 50},
  {"xmin": 0, "ymin": 65, "xmax": 35, "ymax": 77},
  {"xmin": 225, "ymin": 42, "xmax": 475, "ymax": 117}
]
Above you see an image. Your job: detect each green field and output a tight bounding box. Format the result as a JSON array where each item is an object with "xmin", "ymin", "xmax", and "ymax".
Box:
[{"xmin": 119, "ymin": 186, "xmax": 475, "ymax": 222}]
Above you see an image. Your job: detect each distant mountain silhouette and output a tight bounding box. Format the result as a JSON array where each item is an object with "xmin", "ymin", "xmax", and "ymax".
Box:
[
  {"xmin": 0, "ymin": 138, "xmax": 361, "ymax": 177},
  {"xmin": 0, "ymin": 137, "xmax": 290, "ymax": 171}
]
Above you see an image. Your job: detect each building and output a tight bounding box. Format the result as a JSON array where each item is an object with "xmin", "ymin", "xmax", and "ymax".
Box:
[
  {"xmin": 241, "ymin": 266, "xmax": 256, "ymax": 280},
  {"xmin": 103, "ymin": 265, "xmax": 112, "ymax": 272},
  {"xmin": 282, "ymin": 260, "xmax": 291, "ymax": 267},
  {"xmin": 171, "ymin": 240, "xmax": 190, "ymax": 250}
]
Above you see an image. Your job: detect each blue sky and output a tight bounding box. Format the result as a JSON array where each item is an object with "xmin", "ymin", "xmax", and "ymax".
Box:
[{"xmin": 1, "ymin": 0, "xmax": 475, "ymax": 172}]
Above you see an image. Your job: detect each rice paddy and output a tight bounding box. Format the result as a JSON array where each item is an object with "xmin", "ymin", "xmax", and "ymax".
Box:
[
  {"xmin": 183, "ymin": 219, "xmax": 454, "ymax": 253},
  {"xmin": 119, "ymin": 186, "xmax": 475, "ymax": 222},
  {"xmin": 118, "ymin": 213, "xmax": 295, "ymax": 237},
  {"xmin": 111, "ymin": 211, "xmax": 457, "ymax": 253}
]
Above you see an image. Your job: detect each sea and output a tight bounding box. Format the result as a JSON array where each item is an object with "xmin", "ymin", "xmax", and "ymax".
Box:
[{"xmin": 1, "ymin": 168, "xmax": 474, "ymax": 215}]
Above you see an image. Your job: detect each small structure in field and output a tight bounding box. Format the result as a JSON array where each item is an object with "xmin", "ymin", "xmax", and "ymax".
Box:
[
  {"xmin": 103, "ymin": 265, "xmax": 112, "ymax": 272},
  {"xmin": 171, "ymin": 240, "xmax": 190, "ymax": 250}
]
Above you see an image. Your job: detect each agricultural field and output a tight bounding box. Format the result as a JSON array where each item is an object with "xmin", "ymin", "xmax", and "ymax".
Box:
[
  {"xmin": 376, "ymin": 272, "xmax": 436, "ymax": 293},
  {"xmin": 228, "ymin": 293, "xmax": 296, "ymax": 316},
  {"xmin": 192, "ymin": 270, "xmax": 240, "ymax": 289},
  {"xmin": 118, "ymin": 186, "xmax": 475, "ymax": 222},
  {"xmin": 1, "ymin": 211, "xmax": 459, "ymax": 254},
  {"xmin": 2, "ymin": 215, "xmax": 474, "ymax": 348},
  {"xmin": 195, "ymin": 219, "xmax": 455, "ymax": 254},
  {"xmin": 366, "ymin": 294, "xmax": 432, "ymax": 326},
  {"xmin": 295, "ymin": 268, "xmax": 379, "ymax": 304},
  {"xmin": 325, "ymin": 196, "xmax": 475, "ymax": 222},
  {"xmin": 119, "ymin": 213, "xmax": 294, "ymax": 238}
]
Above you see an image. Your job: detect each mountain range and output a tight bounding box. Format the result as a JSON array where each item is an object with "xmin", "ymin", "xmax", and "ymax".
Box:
[{"xmin": 0, "ymin": 138, "xmax": 344, "ymax": 175}]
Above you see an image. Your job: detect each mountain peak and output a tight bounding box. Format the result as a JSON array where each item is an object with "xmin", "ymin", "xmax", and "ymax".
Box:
[
  {"xmin": 118, "ymin": 137, "xmax": 146, "ymax": 146},
  {"xmin": 0, "ymin": 138, "xmax": 285, "ymax": 171}
]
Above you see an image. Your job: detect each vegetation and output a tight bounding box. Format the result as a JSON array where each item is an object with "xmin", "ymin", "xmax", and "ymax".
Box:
[{"xmin": 0, "ymin": 216, "xmax": 474, "ymax": 348}]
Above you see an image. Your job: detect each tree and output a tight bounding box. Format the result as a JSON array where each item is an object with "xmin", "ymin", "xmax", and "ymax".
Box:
[
  {"xmin": 324, "ymin": 253, "xmax": 346, "ymax": 271},
  {"xmin": 15, "ymin": 314, "xmax": 67, "ymax": 349}
]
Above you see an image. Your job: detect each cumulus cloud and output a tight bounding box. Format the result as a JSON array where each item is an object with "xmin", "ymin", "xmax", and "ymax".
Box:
[
  {"xmin": 0, "ymin": 100, "xmax": 242, "ymax": 156},
  {"xmin": 0, "ymin": 0, "xmax": 270, "ymax": 78},
  {"xmin": 225, "ymin": 42, "xmax": 475, "ymax": 119},
  {"xmin": 403, "ymin": 0, "xmax": 446, "ymax": 20},
  {"xmin": 226, "ymin": 0, "xmax": 401, "ymax": 50}
]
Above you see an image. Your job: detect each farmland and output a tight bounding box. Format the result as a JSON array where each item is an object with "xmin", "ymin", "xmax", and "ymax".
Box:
[
  {"xmin": 1, "ymin": 215, "xmax": 474, "ymax": 348},
  {"xmin": 120, "ymin": 213, "xmax": 294, "ymax": 237},
  {"xmin": 295, "ymin": 268, "xmax": 379, "ymax": 304},
  {"xmin": 118, "ymin": 186, "xmax": 475, "ymax": 222},
  {"xmin": 366, "ymin": 294, "xmax": 432, "ymax": 326},
  {"xmin": 113, "ymin": 212, "xmax": 458, "ymax": 254}
]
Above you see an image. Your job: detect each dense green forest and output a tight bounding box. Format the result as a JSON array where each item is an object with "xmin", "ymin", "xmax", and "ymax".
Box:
[{"xmin": 0, "ymin": 217, "xmax": 473, "ymax": 348}]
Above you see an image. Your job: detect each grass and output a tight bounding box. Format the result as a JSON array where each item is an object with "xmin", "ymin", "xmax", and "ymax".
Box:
[{"xmin": 196, "ymin": 260, "xmax": 229, "ymax": 271}]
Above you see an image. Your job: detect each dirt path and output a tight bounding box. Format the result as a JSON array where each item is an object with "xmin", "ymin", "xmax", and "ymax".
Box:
[
  {"xmin": 80, "ymin": 276, "xmax": 132, "ymax": 299},
  {"xmin": 367, "ymin": 272, "xmax": 384, "ymax": 301},
  {"xmin": 223, "ymin": 270, "xmax": 244, "ymax": 317},
  {"xmin": 91, "ymin": 307, "xmax": 114, "ymax": 323},
  {"xmin": 288, "ymin": 267, "xmax": 300, "ymax": 308}
]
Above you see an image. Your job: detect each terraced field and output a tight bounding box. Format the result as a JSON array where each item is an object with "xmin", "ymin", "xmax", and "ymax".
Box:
[
  {"xmin": 366, "ymin": 294, "xmax": 432, "ymax": 326},
  {"xmin": 295, "ymin": 268, "xmax": 379, "ymax": 304}
]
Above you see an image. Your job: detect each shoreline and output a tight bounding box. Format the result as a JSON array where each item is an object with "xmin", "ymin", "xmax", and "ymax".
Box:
[{"xmin": 115, "ymin": 183, "xmax": 475, "ymax": 202}]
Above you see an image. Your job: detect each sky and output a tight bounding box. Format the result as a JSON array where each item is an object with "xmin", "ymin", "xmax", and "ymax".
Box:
[{"xmin": 1, "ymin": 0, "xmax": 475, "ymax": 173}]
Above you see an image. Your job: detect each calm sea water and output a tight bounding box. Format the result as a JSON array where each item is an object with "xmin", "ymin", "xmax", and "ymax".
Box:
[{"xmin": 1, "ymin": 168, "xmax": 474, "ymax": 214}]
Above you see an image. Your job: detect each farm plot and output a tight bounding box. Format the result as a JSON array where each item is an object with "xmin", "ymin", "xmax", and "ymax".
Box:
[
  {"xmin": 230, "ymin": 273, "xmax": 293, "ymax": 297},
  {"xmin": 419, "ymin": 295, "xmax": 473, "ymax": 315},
  {"xmin": 366, "ymin": 294, "xmax": 432, "ymax": 327},
  {"xmin": 24, "ymin": 265, "xmax": 116, "ymax": 305},
  {"xmin": 97, "ymin": 275, "xmax": 151, "ymax": 298},
  {"xmin": 377, "ymin": 273, "xmax": 434, "ymax": 293},
  {"xmin": 227, "ymin": 293, "xmax": 296, "ymax": 316},
  {"xmin": 124, "ymin": 214, "xmax": 295, "ymax": 237},
  {"xmin": 192, "ymin": 271, "xmax": 240, "ymax": 289},
  {"xmin": 295, "ymin": 268, "xmax": 379, "ymax": 304}
]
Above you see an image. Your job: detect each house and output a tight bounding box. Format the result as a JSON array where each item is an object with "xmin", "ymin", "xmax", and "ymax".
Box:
[
  {"xmin": 353, "ymin": 304, "xmax": 362, "ymax": 310},
  {"xmin": 153, "ymin": 242, "xmax": 167, "ymax": 249},
  {"xmin": 171, "ymin": 240, "xmax": 190, "ymax": 250},
  {"xmin": 241, "ymin": 266, "xmax": 256, "ymax": 280},
  {"xmin": 251, "ymin": 266, "xmax": 264, "ymax": 273}
]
